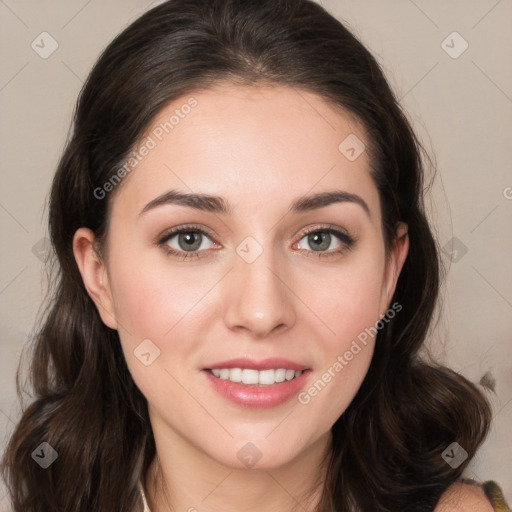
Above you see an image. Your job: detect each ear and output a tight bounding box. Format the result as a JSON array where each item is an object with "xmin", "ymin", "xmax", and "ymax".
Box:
[
  {"xmin": 72, "ymin": 227, "xmax": 118, "ymax": 330},
  {"xmin": 380, "ymin": 222, "xmax": 409, "ymax": 312}
]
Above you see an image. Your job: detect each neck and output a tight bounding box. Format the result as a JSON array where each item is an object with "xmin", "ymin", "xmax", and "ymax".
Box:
[{"xmin": 144, "ymin": 429, "xmax": 332, "ymax": 512}]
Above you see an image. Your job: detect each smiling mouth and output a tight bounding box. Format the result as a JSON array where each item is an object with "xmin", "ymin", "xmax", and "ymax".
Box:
[{"xmin": 205, "ymin": 368, "xmax": 305, "ymax": 386}]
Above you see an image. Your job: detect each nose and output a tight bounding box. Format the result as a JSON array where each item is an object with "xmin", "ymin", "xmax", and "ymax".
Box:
[{"xmin": 223, "ymin": 244, "xmax": 296, "ymax": 339}]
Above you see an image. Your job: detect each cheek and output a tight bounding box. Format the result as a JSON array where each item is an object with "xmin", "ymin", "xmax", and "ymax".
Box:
[
  {"xmin": 105, "ymin": 248, "xmax": 222, "ymax": 388},
  {"xmin": 301, "ymin": 346, "xmax": 374, "ymax": 440},
  {"xmin": 297, "ymin": 283, "xmax": 378, "ymax": 431},
  {"xmin": 293, "ymin": 250, "xmax": 385, "ymax": 419},
  {"xmin": 107, "ymin": 249, "xmax": 211, "ymax": 341},
  {"xmin": 299, "ymin": 252, "xmax": 386, "ymax": 350}
]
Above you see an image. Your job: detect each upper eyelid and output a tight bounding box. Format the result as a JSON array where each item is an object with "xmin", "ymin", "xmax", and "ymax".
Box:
[
  {"xmin": 300, "ymin": 224, "xmax": 353, "ymax": 239},
  {"xmin": 157, "ymin": 224, "xmax": 216, "ymax": 244}
]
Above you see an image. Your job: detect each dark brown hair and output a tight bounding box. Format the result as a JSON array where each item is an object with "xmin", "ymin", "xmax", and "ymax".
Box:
[{"xmin": 1, "ymin": 1, "xmax": 492, "ymax": 511}]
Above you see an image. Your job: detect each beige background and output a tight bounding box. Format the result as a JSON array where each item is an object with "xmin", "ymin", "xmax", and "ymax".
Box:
[{"xmin": 0, "ymin": 0, "xmax": 511, "ymax": 508}]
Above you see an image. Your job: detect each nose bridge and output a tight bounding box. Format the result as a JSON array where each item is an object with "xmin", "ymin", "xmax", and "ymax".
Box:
[{"xmin": 223, "ymin": 235, "xmax": 296, "ymax": 337}]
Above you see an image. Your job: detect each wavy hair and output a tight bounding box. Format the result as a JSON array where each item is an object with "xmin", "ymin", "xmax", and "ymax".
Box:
[{"xmin": 1, "ymin": 0, "xmax": 492, "ymax": 510}]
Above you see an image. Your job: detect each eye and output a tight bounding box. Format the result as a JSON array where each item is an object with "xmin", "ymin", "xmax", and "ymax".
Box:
[
  {"xmin": 157, "ymin": 225, "xmax": 218, "ymax": 260},
  {"xmin": 294, "ymin": 226, "xmax": 355, "ymax": 257},
  {"xmin": 156, "ymin": 224, "xmax": 356, "ymax": 261}
]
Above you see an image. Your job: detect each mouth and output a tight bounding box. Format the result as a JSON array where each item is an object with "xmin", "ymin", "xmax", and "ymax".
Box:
[
  {"xmin": 201, "ymin": 357, "xmax": 311, "ymax": 408},
  {"xmin": 204, "ymin": 367, "xmax": 306, "ymax": 387}
]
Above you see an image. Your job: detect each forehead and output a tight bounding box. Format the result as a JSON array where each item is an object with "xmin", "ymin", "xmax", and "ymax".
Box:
[{"xmin": 109, "ymin": 83, "xmax": 380, "ymax": 222}]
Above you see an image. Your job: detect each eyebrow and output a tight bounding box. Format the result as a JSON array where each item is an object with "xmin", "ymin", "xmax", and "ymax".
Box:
[{"xmin": 139, "ymin": 189, "xmax": 371, "ymax": 218}]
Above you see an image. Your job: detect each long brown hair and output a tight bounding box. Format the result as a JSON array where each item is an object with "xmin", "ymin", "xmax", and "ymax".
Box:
[{"xmin": 1, "ymin": 1, "xmax": 492, "ymax": 510}]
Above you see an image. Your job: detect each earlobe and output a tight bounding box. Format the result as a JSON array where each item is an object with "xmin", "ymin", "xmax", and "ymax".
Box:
[{"xmin": 72, "ymin": 227, "xmax": 118, "ymax": 330}]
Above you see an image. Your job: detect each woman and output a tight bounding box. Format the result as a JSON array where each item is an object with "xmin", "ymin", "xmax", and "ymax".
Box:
[{"xmin": 1, "ymin": 0, "xmax": 509, "ymax": 511}]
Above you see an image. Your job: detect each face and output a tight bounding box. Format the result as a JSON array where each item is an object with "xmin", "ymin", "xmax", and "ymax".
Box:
[{"xmin": 74, "ymin": 83, "xmax": 408, "ymax": 471}]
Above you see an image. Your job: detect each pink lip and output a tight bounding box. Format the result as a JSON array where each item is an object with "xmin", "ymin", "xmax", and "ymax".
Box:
[
  {"xmin": 204, "ymin": 357, "xmax": 309, "ymax": 371},
  {"xmin": 202, "ymin": 367, "xmax": 312, "ymax": 409}
]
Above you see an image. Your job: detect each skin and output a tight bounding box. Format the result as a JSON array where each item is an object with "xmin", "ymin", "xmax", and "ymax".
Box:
[
  {"xmin": 73, "ymin": 83, "xmax": 411, "ymax": 511},
  {"xmin": 436, "ymin": 481, "xmax": 495, "ymax": 512}
]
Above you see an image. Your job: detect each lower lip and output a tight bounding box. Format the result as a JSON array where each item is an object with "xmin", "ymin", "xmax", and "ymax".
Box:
[{"xmin": 203, "ymin": 370, "xmax": 311, "ymax": 409}]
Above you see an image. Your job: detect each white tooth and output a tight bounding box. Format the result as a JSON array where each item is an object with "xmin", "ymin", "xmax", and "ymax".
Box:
[
  {"xmin": 274, "ymin": 368, "xmax": 286, "ymax": 383},
  {"xmin": 211, "ymin": 367, "xmax": 303, "ymax": 384},
  {"xmin": 229, "ymin": 368, "xmax": 242, "ymax": 382},
  {"xmin": 241, "ymin": 369, "xmax": 259, "ymax": 385},
  {"xmin": 258, "ymin": 369, "xmax": 275, "ymax": 385}
]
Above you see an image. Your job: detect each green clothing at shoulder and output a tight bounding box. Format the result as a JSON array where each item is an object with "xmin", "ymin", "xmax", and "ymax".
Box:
[
  {"xmin": 483, "ymin": 481, "xmax": 511, "ymax": 512},
  {"xmin": 138, "ymin": 479, "xmax": 511, "ymax": 511}
]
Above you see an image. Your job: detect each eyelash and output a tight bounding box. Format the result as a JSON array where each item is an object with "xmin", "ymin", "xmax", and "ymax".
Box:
[{"xmin": 156, "ymin": 223, "xmax": 356, "ymax": 261}]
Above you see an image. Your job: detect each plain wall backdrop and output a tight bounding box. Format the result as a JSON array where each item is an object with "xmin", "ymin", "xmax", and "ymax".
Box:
[{"xmin": 0, "ymin": 0, "xmax": 511, "ymax": 509}]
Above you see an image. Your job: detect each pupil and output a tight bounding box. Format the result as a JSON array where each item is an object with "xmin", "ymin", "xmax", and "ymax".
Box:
[
  {"xmin": 180, "ymin": 232, "xmax": 201, "ymax": 251},
  {"xmin": 309, "ymin": 232, "xmax": 329, "ymax": 251}
]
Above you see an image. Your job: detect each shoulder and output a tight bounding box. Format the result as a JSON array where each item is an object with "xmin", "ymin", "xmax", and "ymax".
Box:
[{"xmin": 434, "ymin": 480, "xmax": 495, "ymax": 512}]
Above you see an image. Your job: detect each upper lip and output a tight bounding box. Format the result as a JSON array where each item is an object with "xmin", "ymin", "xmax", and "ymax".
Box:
[{"xmin": 204, "ymin": 358, "xmax": 310, "ymax": 371}]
